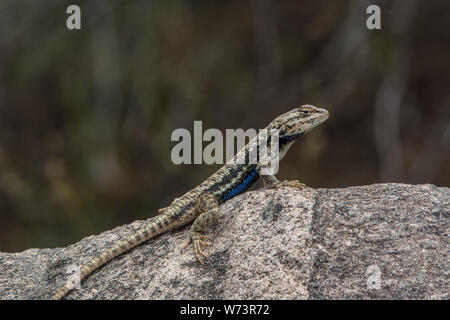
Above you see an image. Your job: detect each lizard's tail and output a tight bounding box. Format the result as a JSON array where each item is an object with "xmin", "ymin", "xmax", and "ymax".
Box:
[{"xmin": 51, "ymin": 214, "xmax": 173, "ymax": 300}]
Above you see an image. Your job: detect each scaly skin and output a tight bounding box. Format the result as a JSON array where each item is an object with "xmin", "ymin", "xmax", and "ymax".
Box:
[{"xmin": 52, "ymin": 104, "xmax": 329, "ymax": 299}]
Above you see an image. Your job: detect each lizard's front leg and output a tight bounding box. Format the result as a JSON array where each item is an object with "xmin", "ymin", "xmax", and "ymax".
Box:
[
  {"xmin": 256, "ymin": 165, "xmax": 306, "ymax": 190},
  {"xmin": 181, "ymin": 194, "xmax": 219, "ymax": 264}
]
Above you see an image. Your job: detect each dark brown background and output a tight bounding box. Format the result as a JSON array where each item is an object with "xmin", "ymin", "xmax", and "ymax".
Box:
[{"xmin": 0, "ymin": 0, "xmax": 449, "ymax": 252}]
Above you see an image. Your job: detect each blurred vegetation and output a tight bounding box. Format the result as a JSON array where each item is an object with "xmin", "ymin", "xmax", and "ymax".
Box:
[{"xmin": 0, "ymin": 0, "xmax": 449, "ymax": 252}]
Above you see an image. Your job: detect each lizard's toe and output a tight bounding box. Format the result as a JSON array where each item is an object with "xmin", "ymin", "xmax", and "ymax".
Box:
[
  {"xmin": 272, "ymin": 180, "xmax": 306, "ymax": 190},
  {"xmin": 181, "ymin": 232, "xmax": 212, "ymax": 264}
]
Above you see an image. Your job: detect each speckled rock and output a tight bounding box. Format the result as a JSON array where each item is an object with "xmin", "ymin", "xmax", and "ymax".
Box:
[{"xmin": 0, "ymin": 183, "xmax": 448, "ymax": 299}]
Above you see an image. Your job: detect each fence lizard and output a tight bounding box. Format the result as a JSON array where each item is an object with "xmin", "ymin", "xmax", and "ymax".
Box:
[{"xmin": 52, "ymin": 104, "xmax": 329, "ymax": 299}]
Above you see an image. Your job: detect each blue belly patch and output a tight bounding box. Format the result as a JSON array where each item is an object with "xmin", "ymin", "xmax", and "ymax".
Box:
[{"xmin": 223, "ymin": 169, "xmax": 259, "ymax": 200}]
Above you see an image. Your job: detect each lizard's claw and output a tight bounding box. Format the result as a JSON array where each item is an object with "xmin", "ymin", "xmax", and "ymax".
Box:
[
  {"xmin": 181, "ymin": 232, "xmax": 212, "ymax": 264},
  {"xmin": 272, "ymin": 180, "xmax": 306, "ymax": 190},
  {"xmin": 158, "ymin": 207, "xmax": 169, "ymax": 214}
]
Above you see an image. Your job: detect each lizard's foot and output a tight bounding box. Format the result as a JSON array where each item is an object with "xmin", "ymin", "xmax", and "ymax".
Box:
[
  {"xmin": 271, "ymin": 180, "xmax": 306, "ymax": 190},
  {"xmin": 181, "ymin": 232, "xmax": 212, "ymax": 264}
]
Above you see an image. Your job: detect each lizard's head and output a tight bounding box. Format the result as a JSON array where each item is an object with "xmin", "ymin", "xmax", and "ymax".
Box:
[{"xmin": 269, "ymin": 105, "xmax": 329, "ymax": 142}]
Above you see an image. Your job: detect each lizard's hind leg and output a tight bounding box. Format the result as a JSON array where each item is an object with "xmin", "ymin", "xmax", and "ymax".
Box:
[{"xmin": 181, "ymin": 194, "xmax": 219, "ymax": 264}]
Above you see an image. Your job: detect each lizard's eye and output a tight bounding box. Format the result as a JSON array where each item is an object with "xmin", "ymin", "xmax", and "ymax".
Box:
[{"xmin": 301, "ymin": 110, "xmax": 309, "ymax": 115}]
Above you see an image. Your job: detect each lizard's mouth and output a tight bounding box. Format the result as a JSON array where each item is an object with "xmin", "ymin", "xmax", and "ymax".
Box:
[{"xmin": 299, "ymin": 110, "xmax": 329, "ymax": 133}]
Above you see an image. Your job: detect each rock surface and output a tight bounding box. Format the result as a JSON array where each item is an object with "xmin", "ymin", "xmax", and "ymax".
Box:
[{"xmin": 0, "ymin": 183, "xmax": 448, "ymax": 300}]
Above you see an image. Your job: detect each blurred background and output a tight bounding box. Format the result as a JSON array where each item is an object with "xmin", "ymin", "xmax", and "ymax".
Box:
[{"xmin": 0, "ymin": 0, "xmax": 449, "ymax": 252}]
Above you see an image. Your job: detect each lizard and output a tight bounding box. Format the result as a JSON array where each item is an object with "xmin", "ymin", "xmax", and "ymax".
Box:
[{"xmin": 51, "ymin": 104, "xmax": 329, "ymax": 299}]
